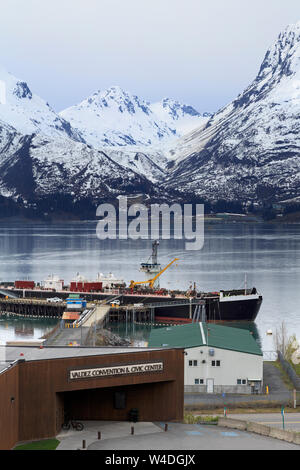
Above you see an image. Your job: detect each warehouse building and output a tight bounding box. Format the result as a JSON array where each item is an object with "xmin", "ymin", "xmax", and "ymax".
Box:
[
  {"xmin": 0, "ymin": 345, "xmax": 184, "ymax": 450},
  {"xmin": 148, "ymin": 322, "xmax": 263, "ymax": 395}
]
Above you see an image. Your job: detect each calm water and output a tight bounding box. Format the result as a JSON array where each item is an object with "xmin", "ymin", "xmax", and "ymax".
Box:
[{"xmin": 0, "ymin": 220, "xmax": 300, "ymax": 350}]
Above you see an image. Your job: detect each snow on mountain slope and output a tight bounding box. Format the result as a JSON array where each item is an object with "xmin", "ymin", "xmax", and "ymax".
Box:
[
  {"xmin": 166, "ymin": 21, "xmax": 300, "ymax": 204},
  {"xmin": 0, "ymin": 119, "xmax": 156, "ymax": 205},
  {"xmin": 150, "ymin": 98, "xmax": 210, "ymax": 135},
  {"xmin": 103, "ymin": 147, "xmax": 168, "ymax": 182},
  {"xmin": 59, "ymin": 87, "xmax": 209, "ymax": 180},
  {"xmin": 0, "ymin": 67, "xmax": 83, "ymax": 142},
  {"xmin": 60, "ymin": 86, "xmax": 177, "ymax": 149},
  {"xmin": 60, "ymin": 86, "xmax": 209, "ymax": 147}
]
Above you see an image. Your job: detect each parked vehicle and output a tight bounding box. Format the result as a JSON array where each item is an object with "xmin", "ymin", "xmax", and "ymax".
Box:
[{"xmin": 46, "ymin": 297, "xmax": 62, "ymax": 303}]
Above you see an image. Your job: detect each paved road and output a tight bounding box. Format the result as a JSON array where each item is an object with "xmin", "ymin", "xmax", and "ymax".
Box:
[{"xmin": 57, "ymin": 420, "xmax": 299, "ymax": 451}]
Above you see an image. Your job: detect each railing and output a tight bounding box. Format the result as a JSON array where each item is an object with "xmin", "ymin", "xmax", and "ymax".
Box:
[{"xmin": 74, "ymin": 307, "xmax": 96, "ymax": 327}]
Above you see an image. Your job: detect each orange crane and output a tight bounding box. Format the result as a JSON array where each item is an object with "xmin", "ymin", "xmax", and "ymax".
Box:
[{"xmin": 129, "ymin": 258, "xmax": 179, "ymax": 291}]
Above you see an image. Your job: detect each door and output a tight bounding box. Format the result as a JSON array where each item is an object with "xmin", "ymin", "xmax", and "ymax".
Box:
[
  {"xmin": 206, "ymin": 378, "xmax": 214, "ymax": 394},
  {"xmin": 56, "ymin": 393, "xmax": 65, "ymax": 433}
]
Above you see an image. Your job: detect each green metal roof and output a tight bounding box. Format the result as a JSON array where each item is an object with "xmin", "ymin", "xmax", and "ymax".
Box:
[{"xmin": 148, "ymin": 323, "xmax": 263, "ymax": 356}]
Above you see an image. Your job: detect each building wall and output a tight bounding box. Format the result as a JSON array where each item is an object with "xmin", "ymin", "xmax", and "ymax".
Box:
[
  {"xmin": 185, "ymin": 346, "xmax": 263, "ymax": 390},
  {"xmin": 12, "ymin": 348, "xmax": 183, "ymax": 445},
  {"xmin": 0, "ymin": 363, "xmax": 19, "ymax": 450}
]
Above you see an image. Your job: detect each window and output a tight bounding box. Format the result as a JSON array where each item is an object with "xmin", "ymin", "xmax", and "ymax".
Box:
[
  {"xmin": 195, "ymin": 379, "xmax": 204, "ymax": 385},
  {"xmin": 212, "ymin": 360, "xmax": 221, "ymax": 367},
  {"xmin": 188, "ymin": 360, "xmax": 198, "ymax": 367},
  {"xmin": 237, "ymin": 379, "xmax": 247, "ymax": 385}
]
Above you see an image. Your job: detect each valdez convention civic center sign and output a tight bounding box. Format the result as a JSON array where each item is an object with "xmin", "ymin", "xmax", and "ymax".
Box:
[{"xmin": 69, "ymin": 362, "xmax": 164, "ymax": 380}]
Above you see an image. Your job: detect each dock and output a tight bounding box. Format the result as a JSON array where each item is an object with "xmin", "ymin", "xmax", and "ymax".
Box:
[{"xmin": 0, "ymin": 297, "xmax": 65, "ymax": 318}]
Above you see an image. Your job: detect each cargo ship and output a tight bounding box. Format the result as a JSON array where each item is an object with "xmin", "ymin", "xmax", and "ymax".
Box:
[
  {"xmin": 8, "ymin": 242, "xmax": 262, "ymax": 323},
  {"xmin": 125, "ymin": 241, "xmax": 262, "ymax": 323}
]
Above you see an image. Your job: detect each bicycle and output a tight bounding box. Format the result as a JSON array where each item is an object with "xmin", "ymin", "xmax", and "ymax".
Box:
[{"xmin": 62, "ymin": 419, "xmax": 84, "ymax": 431}]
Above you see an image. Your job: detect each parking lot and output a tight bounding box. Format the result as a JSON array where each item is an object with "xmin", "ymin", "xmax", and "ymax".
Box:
[{"xmin": 56, "ymin": 421, "xmax": 300, "ymax": 451}]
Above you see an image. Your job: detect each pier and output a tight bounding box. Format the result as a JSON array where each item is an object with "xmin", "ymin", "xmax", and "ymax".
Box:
[
  {"xmin": 108, "ymin": 305, "xmax": 155, "ymax": 324},
  {"xmin": 0, "ymin": 298, "xmax": 65, "ymax": 318}
]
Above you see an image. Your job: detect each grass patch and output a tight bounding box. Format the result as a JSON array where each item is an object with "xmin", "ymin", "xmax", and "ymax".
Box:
[
  {"xmin": 185, "ymin": 401, "xmax": 284, "ymax": 413},
  {"xmin": 185, "ymin": 407, "xmax": 300, "ymax": 415},
  {"xmin": 184, "ymin": 413, "xmax": 218, "ymax": 425},
  {"xmin": 292, "ymin": 363, "xmax": 300, "ymax": 377},
  {"xmin": 185, "ymin": 402, "xmax": 300, "ymax": 414},
  {"xmin": 14, "ymin": 439, "xmax": 60, "ymax": 450}
]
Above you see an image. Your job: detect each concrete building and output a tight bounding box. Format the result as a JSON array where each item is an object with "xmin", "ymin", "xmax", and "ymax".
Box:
[{"xmin": 148, "ymin": 322, "xmax": 263, "ymax": 395}]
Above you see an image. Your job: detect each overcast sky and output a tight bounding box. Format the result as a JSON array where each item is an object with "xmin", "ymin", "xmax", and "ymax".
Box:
[{"xmin": 1, "ymin": 0, "xmax": 300, "ymax": 113}]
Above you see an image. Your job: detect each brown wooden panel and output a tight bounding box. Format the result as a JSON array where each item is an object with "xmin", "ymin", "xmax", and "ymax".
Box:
[
  {"xmin": 0, "ymin": 365, "xmax": 19, "ymax": 450},
  {"xmin": 2, "ymin": 348, "xmax": 184, "ymax": 445}
]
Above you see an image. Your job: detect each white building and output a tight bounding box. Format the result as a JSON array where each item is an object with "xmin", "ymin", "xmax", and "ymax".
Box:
[
  {"xmin": 148, "ymin": 322, "xmax": 263, "ymax": 394},
  {"xmin": 96, "ymin": 272, "xmax": 125, "ymax": 289},
  {"xmin": 42, "ymin": 274, "xmax": 64, "ymax": 291}
]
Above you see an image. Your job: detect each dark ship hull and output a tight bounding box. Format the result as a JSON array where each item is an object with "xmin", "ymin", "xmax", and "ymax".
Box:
[{"xmin": 140, "ymin": 289, "xmax": 263, "ymax": 323}]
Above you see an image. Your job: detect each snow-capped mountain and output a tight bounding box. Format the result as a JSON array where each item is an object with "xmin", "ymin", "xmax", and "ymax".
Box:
[
  {"xmin": 60, "ymin": 86, "xmax": 208, "ymax": 149},
  {"xmin": 166, "ymin": 21, "xmax": 300, "ymax": 204},
  {"xmin": 0, "ymin": 118, "xmax": 157, "ymax": 210},
  {"xmin": 59, "ymin": 87, "xmax": 209, "ymax": 182},
  {"xmin": 60, "ymin": 86, "xmax": 177, "ymax": 149},
  {"xmin": 4, "ymin": 20, "xmax": 300, "ymax": 215},
  {"xmin": 0, "ymin": 67, "xmax": 84, "ymax": 142}
]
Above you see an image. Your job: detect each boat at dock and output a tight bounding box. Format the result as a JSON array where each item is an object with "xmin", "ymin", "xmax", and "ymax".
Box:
[{"xmin": 1, "ymin": 242, "xmax": 262, "ymax": 323}]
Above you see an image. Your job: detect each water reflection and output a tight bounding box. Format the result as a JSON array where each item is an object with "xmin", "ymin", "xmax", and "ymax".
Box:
[
  {"xmin": 0, "ymin": 221, "xmax": 299, "ymax": 349},
  {"xmin": 0, "ymin": 315, "xmax": 58, "ymax": 344}
]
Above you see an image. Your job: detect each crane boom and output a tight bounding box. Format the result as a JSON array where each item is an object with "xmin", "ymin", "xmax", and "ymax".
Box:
[{"xmin": 129, "ymin": 258, "xmax": 179, "ymax": 290}]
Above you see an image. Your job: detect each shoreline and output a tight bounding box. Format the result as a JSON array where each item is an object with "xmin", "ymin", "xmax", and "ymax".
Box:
[{"xmin": 1, "ymin": 214, "xmax": 300, "ymax": 225}]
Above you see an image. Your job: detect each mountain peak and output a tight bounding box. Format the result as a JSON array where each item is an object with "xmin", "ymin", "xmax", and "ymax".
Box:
[
  {"xmin": 165, "ymin": 21, "xmax": 300, "ymax": 206},
  {"xmin": 257, "ymin": 21, "xmax": 300, "ymax": 81},
  {"xmin": 0, "ymin": 66, "xmax": 83, "ymax": 141},
  {"xmin": 0, "ymin": 67, "xmax": 33, "ymax": 101}
]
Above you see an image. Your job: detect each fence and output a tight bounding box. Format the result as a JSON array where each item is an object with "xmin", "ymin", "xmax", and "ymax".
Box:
[{"xmin": 278, "ymin": 351, "xmax": 300, "ymax": 391}]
